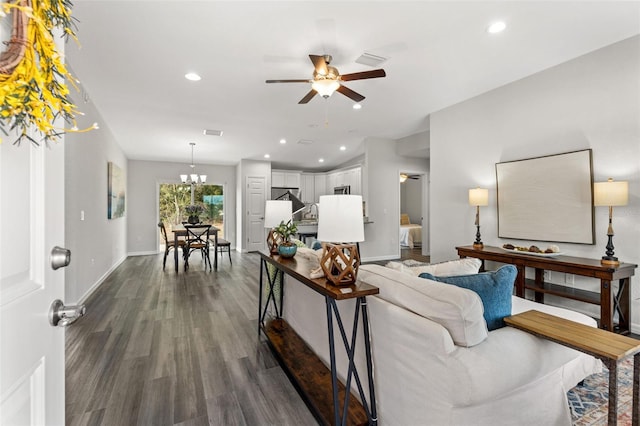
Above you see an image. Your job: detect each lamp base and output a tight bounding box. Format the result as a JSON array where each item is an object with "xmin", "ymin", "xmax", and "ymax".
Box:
[
  {"xmin": 267, "ymin": 229, "xmax": 283, "ymax": 255},
  {"xmin": 473, "ymin": 242, "xmax": 484, "ymax": 250},
  {"xmin": 601, "ymin": 256, "xmax": 620, "ymax": 267},
  {"xmin": 320, "ymin": 243, "xmax": 361, "ymax": 286}
]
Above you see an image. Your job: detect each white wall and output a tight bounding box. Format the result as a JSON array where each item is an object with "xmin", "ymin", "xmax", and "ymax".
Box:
[
  {"xmin": 430, "ymin": 36, "xmax": 640, "ymax": 327},
  {"xmin": 362, "ymin": 137, "xmax": 429, "ymax": 261},
  {"xmin": 65, "ymin": 100, "xmax": 128, "ymax": 304},
  {"xmin": 127, "ymin": 160, "xmax": 237, "ymax": 254}
]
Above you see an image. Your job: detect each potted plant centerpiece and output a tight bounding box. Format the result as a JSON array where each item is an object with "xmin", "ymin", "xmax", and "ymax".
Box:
[
  {"xmin": 185, "ymin": 204, "xmax": 205, "ymax": 224},
  {"xmin": 274, "ymin": 220, "xmax": 298, "ymax": 258}
]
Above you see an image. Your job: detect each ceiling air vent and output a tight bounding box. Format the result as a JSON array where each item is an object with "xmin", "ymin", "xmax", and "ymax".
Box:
[
  {"xmin": 355, "ymin": 52, "xmax": 387, "ymax": 67},
  {"xmin": 203, "ymin": 129, "xmax": 223, "ymax": 136},
  {"xmin": 297, "ymin": 139, "xmax": 314, "ymax": 145}
]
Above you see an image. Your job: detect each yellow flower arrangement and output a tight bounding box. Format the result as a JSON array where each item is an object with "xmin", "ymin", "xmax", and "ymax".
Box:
[{"xmin": 0, "ymin": 0, "xmax": 94, "ymax": 146}]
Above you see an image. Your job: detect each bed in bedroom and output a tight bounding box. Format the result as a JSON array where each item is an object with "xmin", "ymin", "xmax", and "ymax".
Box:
[{"xmin": 400, "ymin": 214, "xmax": 422, "ymax": 248}]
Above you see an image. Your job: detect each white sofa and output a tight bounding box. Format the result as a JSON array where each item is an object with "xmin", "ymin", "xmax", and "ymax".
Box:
[{"xmin": 281, "ymin": 256, "xmax": 602, "ymax": 426}]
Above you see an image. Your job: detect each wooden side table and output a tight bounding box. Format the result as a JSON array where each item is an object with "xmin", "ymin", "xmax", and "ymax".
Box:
[{"xmin": 505, "ymin": 310, "xmax": 640, "ymax": 425}]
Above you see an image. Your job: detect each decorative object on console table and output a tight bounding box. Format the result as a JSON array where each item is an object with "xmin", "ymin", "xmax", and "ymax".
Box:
[
  {"xmin": 274, "ymin": 220, "xmax": 298, "ymax": 258},
  {"xmin": 594, "ymin": 178, "xmax": 628, "ymax": 266},
  {"xmin": 317, "ymin": 195, "xmax": 364, "ymax": 286},
  {"xmin": 264, "ymin": 200, "xmax": 292, "ymax": 255},
  {"xmin": 469, "ymin": 187, "xmax": 489, "ymax": 249}
]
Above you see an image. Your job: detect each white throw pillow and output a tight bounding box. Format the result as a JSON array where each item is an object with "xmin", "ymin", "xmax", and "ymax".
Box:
[
  {"xmin": 386, "ymin": 258, "xmax": 482, "ymax": 277},
  {"xmin": 358, "ymin": 264, "xmax": 488, "ymax": 347}
]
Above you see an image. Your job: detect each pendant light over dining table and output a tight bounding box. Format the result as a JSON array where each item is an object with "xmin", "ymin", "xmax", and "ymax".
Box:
[{"xmin": 180, "ymin": 142, "xmax": 207, "ymax": 185}]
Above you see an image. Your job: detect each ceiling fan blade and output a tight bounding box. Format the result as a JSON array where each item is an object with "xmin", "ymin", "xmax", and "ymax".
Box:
[
  {"xmin": 266, "ymin": 79, "xmax": 311, "ymax": 83},
  {"xmin": 340, "ymin": 69, "xmax": 386, "ymax": 81},
  {"xmin": 336, "ymin": 85, "xmax": 365, "ymax": 102},
  {"xmin": 298, "ymin": 90, "xmax": 318, "ymax": 104},
  {"xmin": 309, "ymin": 54, "xmax": 329, "ymax": 76}
]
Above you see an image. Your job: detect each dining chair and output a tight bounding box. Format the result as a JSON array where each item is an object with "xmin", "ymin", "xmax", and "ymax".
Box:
[
  {"xmin": 216, "ymin": 238, "xmax": 232, "ymax": 265},
  {"xmin": 158, "ymin": 222, "xmax": 186, "ymax": 270},
  {"xmin": 184, "ymin": 224, "xmax": 212, "ymax": 271}
]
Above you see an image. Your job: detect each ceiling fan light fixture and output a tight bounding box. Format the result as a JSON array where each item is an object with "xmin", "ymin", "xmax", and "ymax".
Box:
[{"xmin": 312, "ymin": 79, "xmax": 341, "ymax": 98}]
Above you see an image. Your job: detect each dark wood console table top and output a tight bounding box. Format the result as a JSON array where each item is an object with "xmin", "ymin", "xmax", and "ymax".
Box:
[
  {"xmin": 456, "ymin": 245, "xmax": 637, "ymax": 334},
  {"xmin": 505, "ymin": 310, "xmax": 640, "ymax": 425},
  {"xmin": 258, "ymin": 251, "xmax": 378, "ymax": 426}
]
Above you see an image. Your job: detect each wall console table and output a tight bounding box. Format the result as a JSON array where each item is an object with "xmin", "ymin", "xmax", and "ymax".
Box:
[
  {"xmin": 258, "ymin": 251, "xmax": 379, "ymax": 426},
  {"xmin": 456, "ymin": 245, "xmax": 638, "ymax": 334}
]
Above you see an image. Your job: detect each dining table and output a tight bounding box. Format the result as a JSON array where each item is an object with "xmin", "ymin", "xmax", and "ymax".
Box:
[{"xmin": 171, "ymin": 224, "xmax": 219, "ymax": 272}]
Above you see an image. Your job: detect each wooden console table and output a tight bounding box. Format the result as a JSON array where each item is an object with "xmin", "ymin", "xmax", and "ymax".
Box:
[
  {"xmin": 258, "ymin": 251, "xmax": 379, "ymax": 425},
  {"xmin": 456, "ymin": 245, "xmax": 637, "ymax": 334},
  {"xmin": 505, "ymin": 310, "xmax": 640, "ymax": 426}
]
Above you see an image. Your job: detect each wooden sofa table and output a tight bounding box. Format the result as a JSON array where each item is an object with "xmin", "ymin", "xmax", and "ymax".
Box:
[
  {"xmin": 505, "ymin": 310, "xmax": 640, "ymax": 426},
  {"xmin": 258, "ymin": 251, "xmax": 379, "ymax": 426},
  {"xmin": 456, "ymin": 245, "xmax": 638, "ymax": 334}
]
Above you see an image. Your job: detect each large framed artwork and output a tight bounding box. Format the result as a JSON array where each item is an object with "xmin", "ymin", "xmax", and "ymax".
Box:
[
  {"xmin": 107, "ymin": 161, "xmax": 125, "ymax": 219},
  {"xmin": 495, "ymin": 149, "xmax": 594, "ymax": 244}
]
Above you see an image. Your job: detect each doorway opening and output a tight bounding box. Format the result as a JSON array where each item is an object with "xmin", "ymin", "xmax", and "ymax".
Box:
[
  {"xmin": 399, "ymin": 172, "xmax": 429, "ymax": 263},
  {"xmin": 158, "ymin": 183, "xmax": 225, "ymax": 250}
]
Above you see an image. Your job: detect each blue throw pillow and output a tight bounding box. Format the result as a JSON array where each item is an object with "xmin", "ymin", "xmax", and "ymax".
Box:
[{"xmin": 419, "ymin": 265, "xmax": 517, "ymax": 330}]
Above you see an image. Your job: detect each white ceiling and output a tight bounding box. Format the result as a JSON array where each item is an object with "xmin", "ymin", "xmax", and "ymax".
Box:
[{"xmin": 66, "ymin": 1, "xmax": 640, "ymax": 171}]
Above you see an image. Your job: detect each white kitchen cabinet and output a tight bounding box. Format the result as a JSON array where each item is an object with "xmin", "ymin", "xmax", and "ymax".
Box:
[
  {"xmin": 326, "ymin": 172, "xmax": 337, "ymax": 194},
  {"xmin": 272, "ymin": 170, "xmax": 301, "ymax": 188},
  {"xmin": 284, "ymin": 172, "xmax": 300, "ymax": 188},
  {"xmin": 314, "ymin": 174, "xmax": 326, "ymax": 202},
  {"xmin": 272, "ymin": 171, "xmax": 285, "ymax": 187},
  {"xmin": 300, "ymin": 173, "xmax": 315, "ymax": 203},
  {"xmin": 349, "ymin": 167, "xmax": 362, "ymax": 195}
]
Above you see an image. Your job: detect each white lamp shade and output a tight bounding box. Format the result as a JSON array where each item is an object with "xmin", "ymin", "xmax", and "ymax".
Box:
[
  {"xmin": 469, "ymin": 188, "xmax": 489, "ymax": 206},
  {"xmin": 317, "ymin": 195, "xmax": 364, "ymax": 243},
  {"xmin": 594, "ymin": 179, "xmax": 628, "ymax": 206},
  {"xmin": 180, "ymin": 174, "xmax": 188, "ymax": 183},
  {"xmin": 264, "ymin": 200, "xmax": 292, "ymax": 228},
  {"xmin": 200, "ymin": 175, "xmax": 207, "ymax": 183}
]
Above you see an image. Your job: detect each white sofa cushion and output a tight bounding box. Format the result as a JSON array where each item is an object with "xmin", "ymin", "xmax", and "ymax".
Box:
[
  {"xmin": 386, "ymin": 257, "xmax": 482, "ymax": 277},
  {"xmin": 358, "ymin": 264, "xmax": 488, "ymax": 347}
]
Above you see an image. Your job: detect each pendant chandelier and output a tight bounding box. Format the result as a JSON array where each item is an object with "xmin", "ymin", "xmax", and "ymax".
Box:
[{"xmin": 180, "ymin": 142, "xmax": 207, "ymax": 185}]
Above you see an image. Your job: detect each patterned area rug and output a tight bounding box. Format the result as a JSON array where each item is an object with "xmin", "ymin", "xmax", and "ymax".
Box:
[{"xmin": 569, "ymin": 356, "xmax": 634, "ymax": 425}]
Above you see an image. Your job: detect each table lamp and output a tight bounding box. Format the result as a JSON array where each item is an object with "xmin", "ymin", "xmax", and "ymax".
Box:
[
  {"xmin": 468, "ymin": 188, "xmax": 489, "ymax": 249},
  {"xmin": 594, "ymin": 178, "xmax": 628, "ymax": 266},
  {"xmin": 317, "ymin": 195, "xmax": 365, "ymax": 286},
  {"xmin": 264, "ymin": 200, "xmax": 292, "ymax": 254}
]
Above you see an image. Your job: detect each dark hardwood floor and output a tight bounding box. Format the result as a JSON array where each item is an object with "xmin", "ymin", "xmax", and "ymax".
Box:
[{"xmin": 65, "ymin": 251, "xmax": 316, "ymax": 426}]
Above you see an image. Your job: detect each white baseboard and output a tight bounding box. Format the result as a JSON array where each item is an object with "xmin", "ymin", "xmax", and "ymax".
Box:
[
  {"xmin": 128, "ymin": 250, "xmax": 158, "ymax": 256},
  {"xmin": 362, "ymin": 254, "xmax": 397, "ymax": 263},
  {"xmin": 76, "ymin": 254, "xmax": 127, "ymax": 305}
]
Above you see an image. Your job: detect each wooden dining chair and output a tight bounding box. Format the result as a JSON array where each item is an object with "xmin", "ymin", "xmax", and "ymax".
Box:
[
  {"xmin": 158, "ymin": 222, "xmax": 186, "ymax": 270},
  {"xmin": 216, "ymin": 238, "xmax": 232, "ymax": 265},
  {"xmin": 184, "ymin": 224, "xmax": 212, "ymax": 271}
]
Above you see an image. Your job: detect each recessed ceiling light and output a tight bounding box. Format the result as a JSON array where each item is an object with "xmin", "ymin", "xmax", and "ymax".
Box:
[
  {"xmin": 185, "ymin": 72, "xmax": 201, "ymax": 81},
  {"xmin": 487, "ymin": 21, "xmax": 506, "ymax": 34},
  {"xmin": 353, "ymin": 103, "xmax": 362, "ymax": 110},
  {"xmin": 318, "ymin": 158, "xmax": 324, "ymax": 163},
  {"xmin": 280, "ymin": 138, "xmax": 287, "ymax": 144},
  {"xmin": 339, "ymin": 146, "xmax": 346, "ymax": 151},
  {"xmin": 264, "ymin": 154, "xmax": 270, "ymax": 159}
]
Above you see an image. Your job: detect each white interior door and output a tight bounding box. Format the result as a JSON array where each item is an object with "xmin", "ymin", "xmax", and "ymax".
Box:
[
  {"xmin": 0, "ymin": 140, "xmax": 67, "ymax": 425},
  {"xmin": 246, "ymin": 176, "xmax": 266, "ymax": 252}
]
